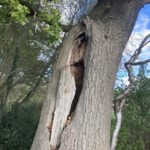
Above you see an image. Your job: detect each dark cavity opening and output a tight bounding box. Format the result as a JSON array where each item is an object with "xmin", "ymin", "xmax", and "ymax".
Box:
[{"xmin": 69, "ymin": 31, "xmax": 88, "ymax": 117}]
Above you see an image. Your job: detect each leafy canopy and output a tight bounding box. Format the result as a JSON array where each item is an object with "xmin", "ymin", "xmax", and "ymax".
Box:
[{"xmin": 0, "ymin": 0, "xmax": 61, "ymax": 44}]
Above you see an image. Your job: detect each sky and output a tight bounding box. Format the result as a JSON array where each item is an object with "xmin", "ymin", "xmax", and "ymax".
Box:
[
  {"xmin": 116, "ymin": 4, "xmax": 150, "ymax": 87},
  {"xmin": 134, "ymin": 4, "xmax": 150, "ymax": 33}
]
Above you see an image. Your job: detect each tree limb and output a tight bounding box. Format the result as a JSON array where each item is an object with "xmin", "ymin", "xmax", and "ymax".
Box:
[
  {"xmin": 3, "ymin": 46, "xmax": 19, "ymax": 101},
  {"xmin": 19, "ymin": 60, "xmax": 52, "ymax": 104},
  {"xmin": 114, "ymin": 34, "xmax": 150, "ymax": 110},
  {"xmin": 127, "ymin": 59, "xmax": 150, "ymax": 66},
  {"xmin": 111, "ymin": 33, "xmax": 150, "ymax": 150},
  {"xmin": 111, "ymin": 110, "xmax": 122, "ymax": 150}
]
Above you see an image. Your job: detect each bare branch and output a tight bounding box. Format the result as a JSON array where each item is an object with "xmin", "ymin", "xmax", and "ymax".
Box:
[
  {"xmin": 114, "ymin": 34, "xmax": 150, "ymax": 111},
  {"xmin": 111, "ymin": 110, "xmax": 122, "ymax": 150},
  {"xmin": 127, "ymin": 59, "xmax": 150, "ymax": 66},
  {"xmin": 115, "ymin": 84, "xmax": 132, "ymax": 102},
  {"xmin": 127, "ymin": 33, "xmax": 150, "ymax": 63},
  {"xmin": 19, "ymin": 59, "xmax": 52, "ymax": 104},
  {"xmin": 111, "ymin": 33, "xmax": 150, "ymax": 150}
]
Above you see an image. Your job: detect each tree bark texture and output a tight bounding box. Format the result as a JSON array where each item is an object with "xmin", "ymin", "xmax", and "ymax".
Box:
[{"xmin": 31, "ymin": 1, "xmax": 145, "ymax": 150}]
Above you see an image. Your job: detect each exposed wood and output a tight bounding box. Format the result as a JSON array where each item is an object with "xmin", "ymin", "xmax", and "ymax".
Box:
[
  {"xmin": 49, "ymin": 29, "xmax": 88, "ymax": 149},
  {"xmin": 50, "ymin": 66, "xmax": 76, "ymax": 149},
  {"xmin": 111, "ymin": 110, "xmax": 122, "ymax": 150},
  {"xmin": 31, "ymin": 24, "xmax": 85, "ymax": 150}
]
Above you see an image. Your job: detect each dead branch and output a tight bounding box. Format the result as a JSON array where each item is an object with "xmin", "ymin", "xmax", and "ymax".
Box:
[
  {"xmin": 127, "ymin": 59, "xmax": 150, "ymax": 66},
  {"xmin": 111, "ymin": 110, "xmax": 122, "ymax": 150},
  {"xmin": 116, "ymin": 32, "xmax": 150, "ymax": 107},
  {"xmin": 111, "ymin": 33, "xmax": 150, "ymax": 150}
]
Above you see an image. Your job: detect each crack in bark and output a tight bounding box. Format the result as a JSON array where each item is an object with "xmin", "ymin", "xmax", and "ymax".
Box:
[
  {"xmin": 48, "ymin": 30, "xmax": 88, "ymax": 150},
  {"xmin": 69, "ymin": 32, "xmax": 87, "ymax": 118}
]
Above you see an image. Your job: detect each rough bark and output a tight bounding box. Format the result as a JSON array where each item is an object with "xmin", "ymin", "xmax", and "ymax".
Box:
[{"xmin": 31, "ymin": 1, "xmax": 145, "ymax": 150}]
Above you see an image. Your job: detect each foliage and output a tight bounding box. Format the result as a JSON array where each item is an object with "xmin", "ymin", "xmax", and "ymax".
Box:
[
  {"xmin": 0, "ymin": 0, "xmax": 61, "ymax": 44},
  {"xmin": 116, "ymin": 77, "xmax": 150, "ymax": 150},
  {"xmin": 0, "ymin": 0, "xmax": 29, "ymax": 24},
  {"xmin": 0, "ymin": 23, "xmax": 51, "ymax": 103},
  {"xmin": 0, "ymin": 1, "xmax": 62, "ymax": 147},
  {"xmin": 0, "ymin": 0, "xmax": 62, "ymax": 108},
  {"xmin": 0, "ymin": 95, "xmax": 43, "ymax": 150}
]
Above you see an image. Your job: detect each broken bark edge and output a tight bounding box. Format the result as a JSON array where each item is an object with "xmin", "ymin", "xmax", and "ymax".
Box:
[
  {"xmin": 49, "ymin": 29, "xmax": 88, "ymax": 149},
  {"xmin": 82, "ymin": 16, "xmax": 93, "ymax": 38}
]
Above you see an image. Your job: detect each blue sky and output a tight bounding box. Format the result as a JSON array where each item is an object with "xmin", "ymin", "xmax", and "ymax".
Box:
[
  {"xmin": 116, "ymin": 4, "xmax": 150, "ymax": 87},
  {"xmin": 134, "ymin": 4, "xmax": 150, "ymax": 33}
]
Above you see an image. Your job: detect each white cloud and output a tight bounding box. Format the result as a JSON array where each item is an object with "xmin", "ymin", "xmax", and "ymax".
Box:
[
  {"xmin": 121, "ymin": 77, "xmax": 130, "ymax": 86},
  {"xmin": 133, "ymin": 14, "xmax": 150, "ymax": 33},
  {"xmin": 123, "ymin": 14, "xmax": 150, "ymax": 61},
  {"xmin": 116, "ymin": 8, "xmax": 150, "ymax": 86}
]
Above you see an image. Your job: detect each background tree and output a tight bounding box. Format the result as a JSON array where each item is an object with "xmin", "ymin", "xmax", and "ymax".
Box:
[
  {"xmin": 115, "ymin": 73, "xmax": 150, "ymax": 150},
  {"xmin": 0, "ymin": 0, "xmax": 62, "ymax": 149},
  {"xmin": 0, "ymin": 0, "xmax": 61, "ymax": 119}
]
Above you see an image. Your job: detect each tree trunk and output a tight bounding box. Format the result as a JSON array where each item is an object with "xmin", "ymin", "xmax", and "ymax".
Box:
[
  {"xmin": 0, "ymin": 46, "xmax": 19, "ymax": 124},
  {"xmin": 31, "ymin": 1, "xmax": 145, "ymax": 150}
]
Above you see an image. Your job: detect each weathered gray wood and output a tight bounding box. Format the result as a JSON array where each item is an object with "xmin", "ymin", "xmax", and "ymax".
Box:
[
  {"xmin": 111, "ymin": 110, "xmax": 122, "ymax": 150},
  {"xmin": 50, "ymin": 66, "xmax": 76, "ymax": 149},
  {"xmin": 31, "ymin": 24, "xmax": 83, "ymax": 150}
]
